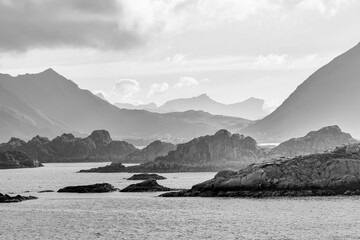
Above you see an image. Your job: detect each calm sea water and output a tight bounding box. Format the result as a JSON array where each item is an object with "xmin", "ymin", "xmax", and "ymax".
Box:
[{"xmin": 1, "ymin": 163, "xmax": 360, "ymax": 240}]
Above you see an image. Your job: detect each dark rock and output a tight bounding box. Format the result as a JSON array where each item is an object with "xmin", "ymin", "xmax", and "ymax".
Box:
[
  {"xmin": 78, "ymin": 163, "xmax": 127, "ymax": 173},
  {"xmin": 268, "ymin": 125, "xmax": 357, "ymax": 158},
  {"xmin": 38, "ymin": 190, "xmax": 54, "ymax": 193},
  {"xmin": 161, "ymin": 143, "xmax": 360, "ymax": 198},
  {"xmin": 127, "ymin": 173, "xmax": 166, "ymax": 180},
  {"xmin": 0, "ymin": 151, "xmax": 43, "ymax": 169},
  {"xmin": 120, "ymin": 179, "xmax": 175, "ymax": 192},
  {"xmin": 0, "ymin": 192, "xmax": 38, "ymax": 203},
  {"xmin": 58, "ymin": 183, "xmax": 118, "ymax": 193}
]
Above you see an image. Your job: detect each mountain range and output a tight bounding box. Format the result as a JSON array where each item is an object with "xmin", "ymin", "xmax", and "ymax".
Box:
[
  {"xmin": 243, "ymin": 42, "xmax": 360, "ymax": 142},
  {"xmin": 0, "ymin": 69, "xmax": 252, "ymax": 143},
  {"xmin": 114, "ymin": 94, "xmax": 266, "ymax": 120}
]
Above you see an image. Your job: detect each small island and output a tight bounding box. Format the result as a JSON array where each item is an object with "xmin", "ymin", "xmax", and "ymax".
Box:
[{"xmin": 127, "ymin": 173, "xmax": 167, "ymax": 180}]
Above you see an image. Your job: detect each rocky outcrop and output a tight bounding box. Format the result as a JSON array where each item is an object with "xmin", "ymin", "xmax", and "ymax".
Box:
[
  {"xmin": 0, "ymin": 130, "xmax": 137, "ymax": 163},
  {"xmin": 58, "ymin": 183, "xmax": 118, "ymax": 193},
  {"xmin": 268, "ymin": 126, "xmax": 357, "ymax": 158},
  {"xmin": 120, "ymin": 180, "xmax": 175, "ymax": 192},
  {"xmin": 115, "ymin": 140, "xmax": 176, "ymax": 163},
  {"xmin": 0, "ymin": 193, "xmax": 38, "ymax": 203},
  {"xmin": 0, "ymin": 151, "xmax": 43, "ymax": 169},
  {"xmin": 127, "ymin": 173, "xmax": 166, "ymax": 180},
  {"xmin": 79, "ymin": 130, "xmax": 267, "ymax": 173},
  {"xmin": 161, "ymin": 143, "xmax": 360, "ymax": 198},
  {"xmin": 78, "ymin": 163, "xmax": 127, "ymax": 173}
]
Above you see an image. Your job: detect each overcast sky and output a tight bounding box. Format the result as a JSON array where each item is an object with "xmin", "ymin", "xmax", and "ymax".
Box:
[{"xmin": 1, "ymin": 0, "xmax": 360, "ymax": 111}]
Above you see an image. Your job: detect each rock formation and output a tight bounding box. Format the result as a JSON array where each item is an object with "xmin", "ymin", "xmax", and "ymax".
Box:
[
  {"xmin": 127, "ymin": 174, "xmax": 167, "ymax": 180},
  {"xmin": 120, "ymin": 179, "xmax": 175, "ymax": 192},
  {"xmin": 58, "ymin": 183, "xmax": 118, "ymax": 193},
  {"xmin": 80, "ymin": 129, "xmax": 267, "ymax": 173},
  {"xmin": 0, "ymin": 193, "xmax": 38, "ymax": 203},
  {"xmin": 0, "ymin": 130, "xmax": 137, "ymax": 163},
  {"xmin": 114, "ymin": 140, "xmax": 176, "ymax": 163},
  {"xmin": 267, "ymin": 125, "xmax": 357, "ymax": 158},
  {"xmin": 161, "ymin": 143, "xmax": 360, "ymax": 198},
  {"xmin": 0, "ymin": 151, "xmax": 43, "ymax": 169}
]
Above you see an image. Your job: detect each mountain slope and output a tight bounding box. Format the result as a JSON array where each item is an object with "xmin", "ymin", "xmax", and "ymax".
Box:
[
  {"xmin": 159, "ymin": 94, "xmax": 266, "ymax": 120},
  {"xmin": 243, "ymin": 42, "xmax": 360, "ymax": 142},
  {"xmin": 0, "ymin": 69, "xmax": 253, "ymax": 142}
]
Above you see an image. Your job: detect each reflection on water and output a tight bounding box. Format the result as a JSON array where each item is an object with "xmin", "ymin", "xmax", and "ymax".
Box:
[{"xmin": 1, "ymin": 163, "xmax": 360, "ymax": 240}]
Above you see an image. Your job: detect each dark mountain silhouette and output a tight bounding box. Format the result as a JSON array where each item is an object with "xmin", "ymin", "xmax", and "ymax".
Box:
[
  {"xmin": 159, "ymin": 94, "xmax": 266, "ymax": 120},
  {"xmin": 0, "ymin": 69, "xmax": 252, "ymax": 142},
  {"xmin": 243, "ymin": 42, "xmax": 360, "ymax": 142}
]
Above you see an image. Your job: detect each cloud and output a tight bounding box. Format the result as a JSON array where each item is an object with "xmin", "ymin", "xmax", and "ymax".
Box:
[
  {"xmin": 174, "ymin": 77, "xmax": 200, "ymax": 88},
  {"xmin": 296, "ymin": 0, "xmax": 354, "ymax": 16},
  {"xmin": 166, "ymin": 53, "xmax": 186, "ymax": 65},
  {"xmin": 147, "ymin": 82, "xmax": 169, "ymax": 97},
  {"xmin": 0, "ymin": 0, "xmax": 143, "ymax": 52},
  {"xmin": 111, "ymin": 79, "xmax": 140, "ymax": 100},
  {"xmin": 255, "ymin": 54, "xmax": 288, "ymax": 66}
]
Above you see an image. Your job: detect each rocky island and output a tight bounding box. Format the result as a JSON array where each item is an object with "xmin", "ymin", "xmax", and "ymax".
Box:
[
  {"xmin": 0, "ymin": 151, "xmax": 43, "ymax": 169},
  {"xmin": 0, "ymin": 130, "xmax": 137, "ymax": 163},
  {"xmin": 127, "ymin": 173, "xmax": 167, "ymax": 180},
  {"xmin": 120, "ymin": 180, "xmax": 175, "ymax": 192},
  {"xmin": 80, "ymin": 129, "xmax": 267, "ymax": 173},
  {"xmin": 161, "ymin": 143, "xmax": 360, "ymax": 198},
  {"xmin": 58, "ymin": 183, "xmax": 118, "ymax": 193},
  {"xmin": 267, "ymin": 125, "xmax": 357, "ymax": 159},
  {"xmin": 0, "ymin": 193, "xmax": 38, "ymax": 203}
]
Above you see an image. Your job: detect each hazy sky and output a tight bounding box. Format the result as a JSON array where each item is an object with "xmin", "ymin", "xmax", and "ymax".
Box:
[{"xmin": 1, "ymin": 0, "xmax": 360, "ymax": 111}]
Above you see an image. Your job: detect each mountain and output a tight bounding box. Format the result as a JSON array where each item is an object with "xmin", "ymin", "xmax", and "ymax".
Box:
[
  {"xmin": 0, "ymin": 130, "xmax": 137, "ymax": 162},
  {"xmin": 159, "ymin": 94, "xmax": 266, "ymax": 120},
  {"xmin": 114, "ymin": 102, "xmax": 158, "ymax": 111},
  {"xmin": 0, "ymin": 69, "xmax": 253, "ymax": 142},
  {"xmin": 0, "ymin": 77, "xmax": 66, "ymax": 141},
  {"xmin": 80, "ymin": 129, "xmax": 267, "ymax": 173},
  {"xmin": 112, "ymin": 140, "xmax": 176, "ymax": 163},
  {"xmin": 243, "ymin": 42, "xmax": 360, "ymax": 142},
  {"xmin": 113, "ymin": 94, "xmax": 266, "ymax": 120},
  {"xmin": 268, "ymin": 125, "xmax": 357, "ymax": 158}
]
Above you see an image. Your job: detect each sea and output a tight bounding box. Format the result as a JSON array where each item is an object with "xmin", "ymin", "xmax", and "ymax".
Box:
[{"xmin": 1, "ymin": 162, "xmax": 360, "ymax": 240}]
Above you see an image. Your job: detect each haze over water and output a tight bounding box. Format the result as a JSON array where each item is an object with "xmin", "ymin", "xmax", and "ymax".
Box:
[{"xmin": 1, "ymin": 163, "xmax": 360, "ymax": 240}]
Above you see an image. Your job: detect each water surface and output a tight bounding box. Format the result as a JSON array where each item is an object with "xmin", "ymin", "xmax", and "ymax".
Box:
[{"xmin": 1, "ymin": 163, "xmax": 360, "ymax": 240}]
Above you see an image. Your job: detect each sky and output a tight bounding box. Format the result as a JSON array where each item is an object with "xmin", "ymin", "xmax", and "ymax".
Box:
[{"xmin": 0, "ymin": 0, "xmax": 360, "ymax": 112}]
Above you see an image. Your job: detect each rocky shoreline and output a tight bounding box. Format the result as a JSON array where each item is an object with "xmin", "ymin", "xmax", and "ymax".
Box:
[{"xmin": 161, "ymin": 143, "xmax": 360, "ymax": 198}]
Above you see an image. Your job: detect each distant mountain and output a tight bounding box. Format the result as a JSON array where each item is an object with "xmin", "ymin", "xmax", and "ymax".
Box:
[
  {"xmin": 243, "ymin": 42, "xmax": 360, "ymax": 142},
  {"xmin": 0, "ymin": 69, "xmax": 253, "ymax": 142},
  {"xmin": 267, "ymin": 125, "xmax": 357, "ymax": 159},
  {"xmin": 113, "ymin": 94, "xmax": 266, "ymax": 120},
  {"xmin": 158, "ymin": 94, "xmax": 266, "ymax": 120},
  {"xmin": 95, "ymin": 93, "xmax": 107, "ymax": 101},
  {"xmin": 114, "ymin": 102, "xmax": 158, "ymax": 111}
]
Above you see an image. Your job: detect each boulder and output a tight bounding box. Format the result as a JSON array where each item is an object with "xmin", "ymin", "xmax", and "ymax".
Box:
[
  {"xmin": 58, "ymin": 183, "xmax": 118, "ymax": 193},
  {"xmin": 120, "ymin": 180, "xmax": 175, "ymax": 192},
  {"xmin": 127, "ymin": 173, "xmax": 167, "ymax": 180}
]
